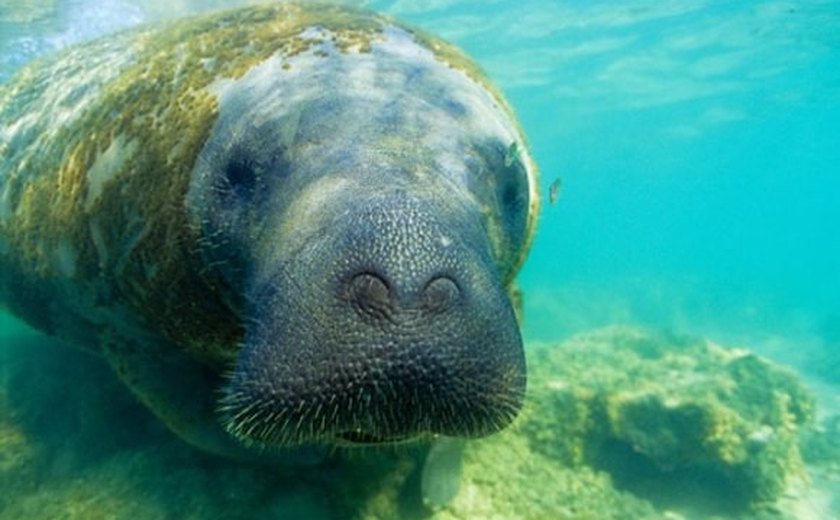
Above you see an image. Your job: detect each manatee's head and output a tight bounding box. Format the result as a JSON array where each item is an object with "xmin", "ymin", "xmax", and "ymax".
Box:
[{"xmin": 187, "ymin": 24, "xmax": 537, "ymax": 448}]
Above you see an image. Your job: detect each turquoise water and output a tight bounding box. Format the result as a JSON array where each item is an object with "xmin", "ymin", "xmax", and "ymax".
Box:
[{"xmin": 1, "ymin": 1, "xmax": 839, "ymax": 518}]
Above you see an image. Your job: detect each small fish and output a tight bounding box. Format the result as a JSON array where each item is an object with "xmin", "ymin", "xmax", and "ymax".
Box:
[
  {"xmin": 504, "ymin": 141, "xmax": 520, "ymax": 167},
  {"xmin": 549, "ymin": 177, "xmax": 562, "ymax": 205}
]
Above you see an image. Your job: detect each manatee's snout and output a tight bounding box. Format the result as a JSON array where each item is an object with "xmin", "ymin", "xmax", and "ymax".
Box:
[{"xmin": 222, "ymin": 196, "xmax": 526, "ymax": 447}]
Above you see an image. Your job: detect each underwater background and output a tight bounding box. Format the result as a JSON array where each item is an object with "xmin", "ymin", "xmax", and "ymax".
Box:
[{"xmin": 1, "ymin": 0, "xmax": 838, "ymax": 519}]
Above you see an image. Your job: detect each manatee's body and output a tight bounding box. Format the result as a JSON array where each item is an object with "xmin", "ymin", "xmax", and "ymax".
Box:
[{"xmin": 0, "ymin": 3, "xmax": 538, "ymax": 464}]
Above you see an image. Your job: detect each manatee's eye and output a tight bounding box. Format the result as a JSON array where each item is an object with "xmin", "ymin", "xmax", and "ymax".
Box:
[
  {"xmin": 492, "ymin": 140, "xmax": 530, "ymax": 258},
  {"xmin": 464, "ymin": 138, "xmax": 530, "ymax": 262},
  {"xmin": 222, "ymin": 155, "xmax": 258, "ymax": 199},
  {"xmin": 501, "ymin": 176, "xmax": 525, "ymax": 213},
  {"xmin": 497, "ymin": 143, "xmax": 528, "ymax": 221}
]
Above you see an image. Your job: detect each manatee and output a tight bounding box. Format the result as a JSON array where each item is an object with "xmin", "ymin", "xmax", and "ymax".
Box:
[{"xmin": 0, "ymin": 1, "xmax": 538, "ymax": 493}]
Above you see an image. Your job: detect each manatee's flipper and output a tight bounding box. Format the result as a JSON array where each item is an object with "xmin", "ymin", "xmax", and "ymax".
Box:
[
  {"xmin": 100, "ymin": 334, "xmax": 253, "ymax": 458},
  {"xmin": 421, "ymin": 437, "xmax": 466, "ymax": 510},
  {"xmin": 100, "ymin": 334, "xmax": 322, "ymax": 466}
]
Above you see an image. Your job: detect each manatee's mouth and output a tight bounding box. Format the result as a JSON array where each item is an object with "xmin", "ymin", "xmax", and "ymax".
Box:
[
  {"xmin": 219, "ymin": 313, "xmax": 526, "ymax": 448},
  {"xmin": 336, "ymin": 431, "xmax": 412, "ymax": 445},
  {"xmin": 219, "ymin": 343, "xmax": 526, "ymax": 448}
]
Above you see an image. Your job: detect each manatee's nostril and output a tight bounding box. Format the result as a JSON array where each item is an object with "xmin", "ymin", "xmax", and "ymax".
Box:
[
  {"xmin": 422, "ymin": 276, "xmax": 460, "ymax": 312},
  {"xmin": 349, "ymin": 272, "xmax": 391, "ymax": 316}
]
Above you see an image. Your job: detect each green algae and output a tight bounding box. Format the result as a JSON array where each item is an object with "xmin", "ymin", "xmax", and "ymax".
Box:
[
  {"xmin": 430, "ymin": 429, "xmax": 660, "ymax": 520},
  {"xmin": 524, "ymin": 326, "xmax": 815, "ymax": 511}
]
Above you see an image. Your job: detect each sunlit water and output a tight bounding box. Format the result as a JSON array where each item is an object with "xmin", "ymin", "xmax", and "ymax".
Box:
[{"xmin": 1, "ymin": 1, "xmax": 839, "ymax": 518}]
